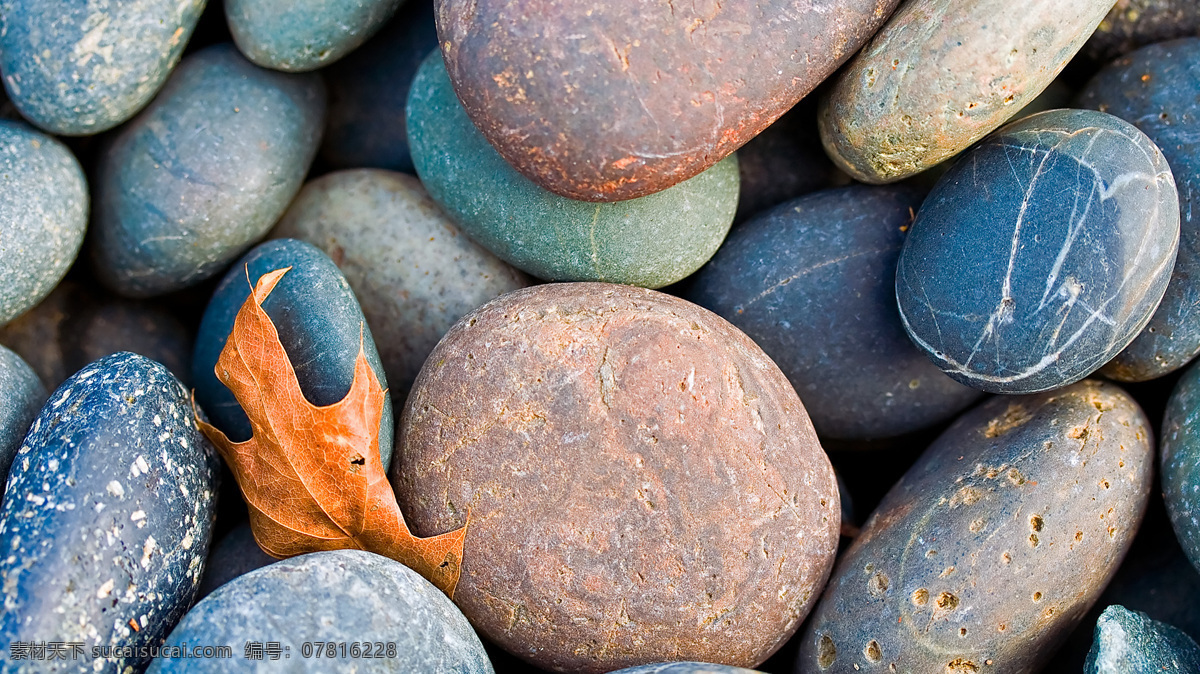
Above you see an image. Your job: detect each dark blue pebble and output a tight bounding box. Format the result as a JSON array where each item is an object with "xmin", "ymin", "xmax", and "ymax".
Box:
[
  {"xmin": 195, "ymin": 522, "xmax": 274, "ymax": 599},
  {"xmin": 192, "ymin": 238, "xmax": 394, "ymax": 466},
  {"xmin": 1160, "ymin": 357, "xmax": 1200, "ymax": 574},
  {"xmin": 1079, "ymin": 38, "xmax": 1200, "ymax": 381},
  {"xmin": 0, "ymin": 0, "xmax": 205, "ymax": 135},
  {"xmin": 1085, "ymin": 605, "xmax": 1200, "ymax": 673},
  {"xmin": 0, "ymin": 346, "xmax": 45, "ymax": 490},
  {"xmin": 896, "ymin": 109, "xmax": 1180, "ymax": 394},
  {"xmin": 688, "ymin": 185, "xmax": 981, "ymax": 440},
  {"xmin": 0, "ymin": 352, "xmax": 220, "ymax": 672},
  {"xmin": 90, "ymin": 43, "xmax": 326, "ymax": 298},
  {"xmin": 320, "ymin": 0, "xmax": 438, "ymax": 172},
  {"xmin": 149, "ymin": 550, "xmax": 494, "ymax": 673}
]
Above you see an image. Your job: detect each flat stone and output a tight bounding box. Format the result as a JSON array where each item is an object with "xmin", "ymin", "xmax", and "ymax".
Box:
[
  {"xmin": 228, "ymin": 0, "xmax": 403, "ymax": 72},
  {"xmin": 437, "ymin": 0, "xmax": 900, "ymax": 201},
  {"xmin": 195, "ymin": 522, "xmax": 275, "ymax": 599},
  {"xmin": 192, "ymin": 238, "xmax": 394, "ymax": 466},
  {"xmin": 0, "ymin": 121, "xmax": 88, "ymax": 326},
  {"xmin": 1084, "ymin": 0, "xmax": 1200, "ymax": 64},
  {"xmin": 0, "ymin": 352, "xmax": 220, "ymax": 672},
  {"xmin": 0, "ymin": 346, "xmax": 44, "ymax": 490},
  {"xmin": 688, "ymin": 185, "xmax": 981, "ymax": 440},
  {"xmin": 1079, "ymin": 38, "xmax": 1200, "ymax": 382},
  {"xmin": 396, "ymin": 283, "xmax": 839, "ymax": 672},
  {"xmin": 820, "ymin": 0, "xmax": 1114, "ymax": 184},
  {"xmin": 320, "ymin": 0, "xmax": 438, "ymax": 172},
  {"xmin": 1086, "ymin": 605, "xmax": 1200, "ymax": 673},
  {"xmin": 271, "ymin": 169, "xmax": 529, "ymax": 398},
  {"xmin": 408, "ymin": 52, "xmax": 738, "ymax": 288},
  {"xmin": 797, "ymin": 381, "xmax": 1153, "ymax": 674},
  {"xmin": 90, "ymin": 43, "xmax": 325, "ymax": 298},
  {"xmin": 149, "ymin": 550, "xmax": 494, "ymax": 673},
  {"xmin": 0, "ymin": 0, "xmax": 205, "ymax": 135},
  {"xmin": 896, "ymin": 109, "xmax": 1179, "ymax": 394}
]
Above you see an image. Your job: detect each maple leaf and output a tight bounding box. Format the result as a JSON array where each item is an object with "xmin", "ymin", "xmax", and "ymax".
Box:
[{"xmin": 194, "ymin": 267, "xmax": 467, "ymax": 596}]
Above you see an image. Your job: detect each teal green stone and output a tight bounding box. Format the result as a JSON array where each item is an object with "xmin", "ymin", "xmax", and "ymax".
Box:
[{"xmin": 406, "ymin": 51, "xmax": 738, "ymax": 289}]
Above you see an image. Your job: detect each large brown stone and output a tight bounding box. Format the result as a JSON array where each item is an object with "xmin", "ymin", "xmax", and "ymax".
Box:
[
  {"xmin": 393, "ymin": 283, "xmax": 840, "ymax": 672},
  {"xmin": 435, "ymin": 0, "xmax": 899, "ymax": 202}
]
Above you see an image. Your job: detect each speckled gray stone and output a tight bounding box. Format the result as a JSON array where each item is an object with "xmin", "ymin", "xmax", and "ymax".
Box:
[
  {"xmin": 0, "ymin": 121, "xmax": 88, "ymax": 326},
  {"xmin": 271, "ymin": 169, "xmax": 530, "ymax": 397},
  {"xmin": 228, "ymin": 0, "xmax": 403, "ymax": 72},
  {"xmin": 90, "ymin": 43, "xmax": 326, "ymax": 298},
  {"xmin": 609, "ymin": 664, "xmax": 763, "ymax": 674},
  {"xmin": 0, "ymin": 0, "xmax": 205, "ymax": 135},
  {"xmin": 195, "ymin": 522, "xmax": 274, "ymax": 599},
  {"xmin": 1085, "ymin": 605, "xmax": 1200, "ymax": 673},
  {"xmin": 0, "ymin": 346, "xmax": 45, "ymax": 490},
  {"xmin": 0, "ymin": 352, "xmax": 220, "ymax": 672},
  {"xmin": 149, "ymin": 550, "xmax": 494, "ymax": 673}
]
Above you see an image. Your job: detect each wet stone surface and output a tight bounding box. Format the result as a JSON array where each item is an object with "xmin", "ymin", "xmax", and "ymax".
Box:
[
  {"xmin": 797, "ymin": 380, "xmax": 1154, "ymax": 674},
  {"xmin": 1160, "ymin": 358, "xmax": 1200, "ymax": 575},
  {"xmin": 227, "ymin": 0, "xmax": 402, "ymax": 72},
  {"xmin": 396, "ymin": 283, "xmax": 839, "ymax": 673},
  {"xmin": 0, "ymin": 346, "xmax": 45, "ymax": 492},
  {"xmin": 896, "ymin": 109, "xmax": 1180, "ymax": 394},
  {"xmin": 0, "ymin": 352, "xmax": 220, "ymax": 672},
  {"xmin": 1085, "ymin": 605, "xmax": 1200, "ymax": 673},
  {"xmin": 437, "ymin": 0, "xmax": 898, "ymax": 201}
]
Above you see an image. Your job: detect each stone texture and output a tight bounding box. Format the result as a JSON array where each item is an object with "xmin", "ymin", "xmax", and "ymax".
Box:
[
  {"xmin": 437, "ymin": 0, "xmax": 899, "ymax": 201},
  {"xmin": 149, "ymin": 550, "xmax": 494, "ymax": 673},
  {"xmin": 395, "ymin": 283, "xmax": 839, "ymax": 673},
  {"xmin": 688, "ymin": 185, "xmax": 981, "ymax": 440},
  {"xmin": 797, "ymin": 380, "xmax": 1153, "ymax": 674},
  {"xmin": 0, "ymin": 346, "xmax": 44, "ymax": 490},
  {"xmin": 192, "ymin": 238, "xmax": 394, "ymax": 466},
  {"xmin": 270, "ymin": 169, "xmax": 529, "ymax": 398},
  {"xmin": 610, "ymin": 664, "xmax": 763, "ymax": 674},
  {"xmin": 1085, "ymin": 605, "xmax": 1200, "ymax": 673},
  {"xmin": 1079, "ymin": 39, "xmax": 1200, "ymax": 382},
  {"xmin": 0, "ymin": 352, "xmax": 220, "ymax": 672},
  {"xmin": 320, "ymin": 0, "xmax": 438, "ymax": 172},
  {"xmin": 195, "ymin": 521, "xmax": 276, "ymax": 599},
  {"xmin": 408, "ymin": 52, "xmax": 738, "ymax": 288},
  {"xmin": 228, "ymin": 0, "xmax": 403, "ymax": 72},
  {"xmin": 0, "ymin": 121, "xmax": 88, "ymax": 326},
  {"xmin": 90, "ymin": 43, "xmax": 325, "ymax": 298},
  {"xmin": 896, "ymin": 109, "xmax": 1179, "ymax": 394},
  {"xmin": 1160, "ymin": 358, "xmax": 1200, "ymax": 575},
  {"xmin": 1083, "ymin": 0, "xmax": 1200, "ymax": 64},
  {"xmin": 0, "ymin": 0, "xmax": 205, "ymax": 135},
  {"xmin": 819, "ymin": 0, "xmax": 1114, "ymax": 184}
]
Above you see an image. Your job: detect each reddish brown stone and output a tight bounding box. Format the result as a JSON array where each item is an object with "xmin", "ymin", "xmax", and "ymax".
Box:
[
  {"xmin": 393, "ymin": 283, "xmax": 840, "ymax": 672},
  {"xmin": 435, "ymin": 0, "xmax": 900, "ymax": 201}
]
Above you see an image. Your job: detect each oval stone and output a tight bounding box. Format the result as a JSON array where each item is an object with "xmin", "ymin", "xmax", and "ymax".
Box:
[
  {"xmin": 396, "ymin": 283, "xmax": 839, "ymax": 672},
  {"xmin": 0, "ymin": 352, "xmax": 220, "ymax": 672},
  {"xmin": 195, "ymin": 521, "xmax": 274, "ymax": 599},
  {"xmin": 0, "ymin": 0, "xmax": 205, "ymax": 135},
  {"xmin": 1160, "ymin": 359, "xmax": 1200, "ymax": 574},
  {"xmin": 0, "ymin": 346, "xmax": 45, "ymax": 488},
  {"xmin": 1079, "ymin": 39, "xmax": 1200, "ymax": 381},
  {"xmin": 797, "ymin": 380, "xmax": 1153, "ymax": 674},
  {"xmin": 192, "ymin": 238, "xmax": 394, "ymax": 466},
  {"xmin": 149, "ymin": 550, "xmax": 493, "ymax": 673},
  {"xmin": 896, "ymin": 109, "xmax": 1179, "ymax": 394},
  {"xmin": 320, "ymin": 0, "xmax": 438, "ymax": 172},
  {"xmin": 437, "ymin": 0, "xmax": 899, "ymax": 201},
  {"xmin": 1083, "ymin": 0, "xmax": 1200, "ymax": 64},
  {"xmin": 688, "ymin": 185, "xmax": 981, "ymax": 440},
  {"xmin": 271, "ymin": 169, "xmax": 529, "ymax": 397},
  {"xmin": 228, "ymin": 0, "xmax": 401, "ymax": 72},
  {"xmin": 90, "ymin": 43, "xmax": 326, "ymax": 298},
  {"xmin": 1085, "ymin": 605, "xmax": 1200, "ymax": 674},
  {"xmin": 408, "ymin": 52, "xmax": 738, "ymax": 288},
  {"xmin": 819, "ymin": 0, "xmax": 1114, "ymax": 184},
  {"xmin": 0, "ymin": 121, "xmax": 88, "ymax": 325}
]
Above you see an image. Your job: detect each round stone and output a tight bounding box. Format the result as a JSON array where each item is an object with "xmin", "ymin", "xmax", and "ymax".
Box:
[
  {"xmin": 227, "ymin": 0, "xmax": 402, "ymax": 72},
  {"xmin": 896, "ymin": 109, "xmax": 1179, "ymax": 394}
]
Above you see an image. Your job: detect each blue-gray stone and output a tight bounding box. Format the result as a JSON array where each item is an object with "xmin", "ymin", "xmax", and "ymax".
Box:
[
  {"xmin": 1079, "ymin": 38, "xmax": 1200, "ymax": 381},
  {"xmin": 689, "ymin": 185, "xmax": 981, "ymax": 439},
  {"xmin": 896, "ymin": 109, "xmax": 1180, "ymax": 394},
  {"xmin": 0, "ymin": 345, "xmax": 44, "ymax": 490},
  {"xmin": 0, "ymin": 0, "xmax": 206, "ymax": 135},
  {"xmin": 320, "ymin": 0, "xmax": 437, "ymax": 172},
  {"xmin": 1085, "ymin": 605, "xmax": 1200, "ymax": 673},
  {"xmin": 195, "ymin": 522, "xmax": 274, "ymax": 599},
  {"xmin": 149, "ymin": 550, "xmax": 494, "ymax": 673},
  {"xmin": 192, "ymin": 238, "xmax": 394, "ymax": 466},
  {"xmin": 609, "ymin": 664, "xmax": 762, "ymax": 674},
  {"xmin": 0, "ymin": 352, "xmax": 220, "ymax": 672},
  {"xmin": 90, "ymin": 43, "xmax": 326, "ymax": 298},
  {"xmin": 228, "ymin": 0, "xmax": 403, "ymax": 72},
  {"xmin": 1160, "ymin": 358, "xmax": 1200, "ymax": 574},
  {"xmin": 0, "ymin": 120, "xmax": 88, "ymax": 325}
]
